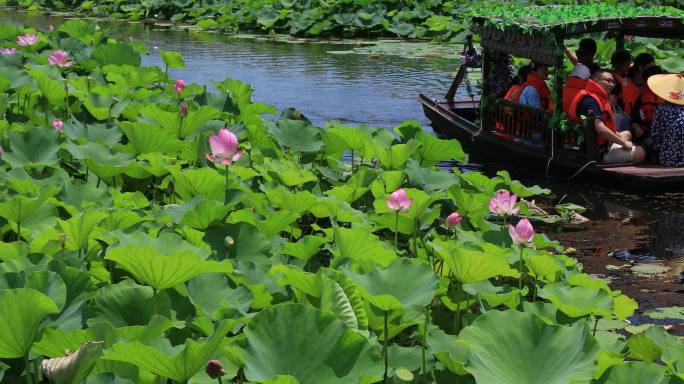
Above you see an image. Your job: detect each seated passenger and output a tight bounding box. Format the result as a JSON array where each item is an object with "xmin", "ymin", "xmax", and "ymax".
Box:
[
  {"xmin": 632, "ymin": 65, "xmax": 665, "ymax": 137},
  {"xmin": 503, "ymin": 65, "xmax": 531, "ymax": 101},
  {"xmin": 562, "ymin": 64, "xmax": 590, "ymax": 115},
  {"xmin": 566, "ymin": 69, "xmax": 646, "ymax": 164},
  {"xmin": 515, "ymin": 61, "xmax": 553, "ymax": 111},
  {"xmin": 609, "ymin": 49, "xmax": 633, "ymax": 110},
  {"xmin": 648, "ymin": 73, "xmax": 684, "ymax": 167},
  {"xmin": 622, "ymin": 52, "xmax": 655, "ymax": 115}
]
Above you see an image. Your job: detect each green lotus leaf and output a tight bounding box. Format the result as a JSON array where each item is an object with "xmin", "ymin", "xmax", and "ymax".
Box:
[
  {"xmin": 597, "ymin": 361, "xmax": 668, "ymax": 384},
  {"xmin": 63, "ymin": 120, "xmax": 122, "ymax": 148},
  {"xmin": 264, "ymin": 187, "xmax": 317, "ymax": 215},
  {"xmin": 413, "ymin": 132, "xmax": 467, "ymax": 166},
  {"xmin": 104, "ymin": 321, "xmax": 231, "ymax": 382},
  {"xmin": 58, "ymin": 210, "xmax": 108, "ymax": 253},
  {"xmin": 120, "ymin": 122, "xmax": 184, "ymax": 155},
  {"xmin": 495, "ymin": 171, "xmax": 550, "ymax": 198},
  {"xmin": 268, "ymin": 119, "xmax": 323, "ymax": 153},
  {"xmin": 243, "ymin": 303, "xmax": 383, "ymax": 384},
  {"xmin": 64, "ymin": 142, "xmax": 134, "ymax": 178},
  {"xmin": 280, "ymin": 235, "xmax": 328, "ymax": 261},
  {"xmin": 168, "ymin": 167, "xmax": 225, "ymax": 202},
  {"xmin": 114, "ymin": 231, "xmax": 212, "ymax": 260},
  {"xmin": 264, "ymin": 159, "xmax": 318, "ymax": 187},
  {"xmin": 613, "ymin": 294, "xmax": 638, "ymax": 320},
  {"xmin": 525, "ymin": 253, "xmax": 562, "ymax": 283},
  {"xmin": 58, "ymin": 19, "xmax": 98, "ymax": 39},
  {"xmin": 0, "ymin": 188, "xmax": 57, "ymax": 237},
  {"xmin": 644, "ymin": 306, "xmax": 684, "ymax": 320},
  {"xmin": 539, "ymin": 284, "xmax": 613, "ymax": 318},
  {"xmin": 103, "ymin": 65, "xmax": 163, "ymax": 89},
  {"xmin": 187, "ymin": 273, "xmax": 252, "ymax": 319},
  {"xmin": 323, "ymin": 122, "xmax": 373, "ymax": 158},
  {"xmin": 459, "ymin": 310, "xmax": 599, "ymax": 384},
  {"xmin": 343, "ymin": 259, "xmax": 437, "ymax": 316},
  {"xmin": 41, "ymin": 341, "xmax": 104, "ymax": 384},
  {"xmin": 567, "ymin": 272, "xmax": 612, "ymax": 292},
  {"xmin": 372, "ymin": 140, "xmax": 421, "ymax": 170},
  {"xmin": 462, "ymin": 280, "xmax": 525, "ymax": 309},
  {"xmin": 105, "ymin": 245, "xmax": 232, "ymax": 290},
  {"xmin": 4, "ymin": 128, "xmax": 61, "ymax": 168},
  {"xmin": 432, "ymin": 240, "xmax": 517, "ymax": 284},
  {"xmin": 332, "ymin": 227, "xmax": 397, "ymax": 268},
  {"xmin": 521, "ymin": 302, "xmax": 574, "ymax": 325},
  {"xmin": 0, "ymin": 241, "xmax": 29, "ymax": 261},
  {"xmin": 404, "ymin": 159, "xmax": 459, "ymax": 191},
  {"xmin": 90, "ymin": 43, "xmax": 141, "ymax": 67},
  {"xmin": 263, "ymin": 376, "xmax": 300, "ymax": 384},
  {"xmin": 87, "ymin": 280, "xmax": 172, "ymax": 327},
  {"xmin": 139, "ymin": 104, "xmax": 221, "ymax": 138},
  {"xmin": 0, "ymin": 288, "xmax": 59, "ymax": 358},
  {"xmin": 159, "ymin": 49, "xmax": 185, "ymax": 69},
  {"xmin": 80, "ymin": 91, "xmax": 130, "ymax": 121},
  {"xmin": 325, "ymin": 185, "xmax": 369, "ymax": 204},
  {"xmin": 162, "ymin": 196, "xmax": 231, "ymax": 230},
  {"xmin": 29, "ymin": 68, "xmax": 66, "ymax": 108},
  {"xmin": 427, "ymin": 328, "xmax": 469, "ymax": 375},
  {"xmin": 32, "ymin": 325, "xmax": 110, "ymax": 358},
  {"xmin": 627, "ymin": 332, "xmax": 662, "ymax": 362}
]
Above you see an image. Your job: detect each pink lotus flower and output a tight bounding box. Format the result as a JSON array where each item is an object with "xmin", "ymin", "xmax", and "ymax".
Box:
[
  {"xmin": 508, "ymin": 218, "xmax": 535, "ymax": 244},
  {"xmin": 16, "ymin": 33, "xmax": 39, "ymax": 46},
  {"xmin": 204, "ymin": 128, "xmax": 242, "ymax": 165},
  {"xmin": 173, "ymin": 79, "xmax": 185, "ymax": 93},
  {"xmin": 48, "ymin": 50, "xmax": 75, "ymax": 67},
  {"xmin": 52, "ymin": 120, "xmax": 64, "ymax": 132},
  {"xmin": 488, "ymin": 190, "xmax": 519, "ymax": 215},
  {"xmin": 445, "ymin": 212, "xmax": 462, "ymax": 229},
  {"xmin": 386, "ymin": 188, "xmax": 413, "ymax": 213},
  {"xmin": 0, "ymin": 48, "xmax": 16, "ymax": 55}
]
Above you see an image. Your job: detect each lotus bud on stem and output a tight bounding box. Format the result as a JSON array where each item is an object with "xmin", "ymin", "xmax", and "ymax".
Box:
[{"xmin": 205, "ymin": 359, "xmax": 225, "ymax": 383}]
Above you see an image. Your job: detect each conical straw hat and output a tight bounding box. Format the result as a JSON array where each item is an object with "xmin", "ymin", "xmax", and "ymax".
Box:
[{"xmin": 647, "ymin": 73, "xmax": 684, "ymax": 106}]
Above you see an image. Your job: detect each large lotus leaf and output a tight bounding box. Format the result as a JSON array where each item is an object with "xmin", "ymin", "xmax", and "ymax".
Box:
[
  {"xmin": 243, "ymin": 304, "xmax": 383, "ymax": 384},
  {"xmin": 566, "ymin": 272, "xmax": 612, "ymax": 292},
  {"xmin": 139, "ymin": 104, "xmax": 221, "ymax": 138},
  {"xmin": 325, "ymin": 185, "xmax": 369, "ymax": 204},
  {"xmin": 114, "ymin": 231, "xmax": 212, "ymax": 260},
  {"xmin": 264, "ymin": 159, "xmax": 318, "ymax": 187},
  {"xmin": 168, "ymin": 167, "xmax": 225, "ymax": 202},
  {"xmin": 58, "ymin": 210, "xmax": 108, "ymax": 252},
  {"xmin": 372, "ymin": 140, "xmax": 421, "ymax": 170},
  {"xmin": 65, "ymin": 142, "xmax": 134, "ymax": 170},
  {"xmin": 458, "ymin": 172, "xmax": 499, "ymax": 195},
  {"xmin": 597, "ymin": 362, "xmax": 668, "ymax": 384},
  {"xmin": 159, "ymin": 49, "xmax": 185, "ymax": 69},
  {"xmin": 105, "ymin": 245, "xmax": 232, "ymax": 290},
  {"xmin": 103, "ymin": 65, "xmax": 163, "ymax": 89},
  {"xmin": 404, "ymin": 159, "xmax": 459, "ymax": 191},
  {"xmin": 627, "ymin": 332, "xmax": 662, "ymax": 362},
  {"xmin": 119, "ymin": 121, "xmax": 184, "ymax": 155},
  {"xmin": 280, "ymin": 235, "xmax": 328, "ymax": 261},
  {"xmin": 63, "ymin": 120, "xmax": 122, "ymax": 148},
  {"xmin": 187, "ymin": 273, "xmax": 252, "ymax": 319},
  {"xmin": 0, "ymin": 188, "xmax": 57, "ymax": 228},
  {"xmin": 0, "ymin": 288, "xmax": 59, "ymax": 358},
  {"xmin": 212, "ymin": 78, "xmax": 254, "ymax": 112},
  {"xmin": 41, "ymin": 341, "xmax": 104, "ymax": 384},
  {"xmin": 495, "ymin": 171, "xmax": 550, "ymax": 198},
  {"xmin": 459, "ymin": 310, "xmax": 598, "ymax": 384},
  {"xmin": 87, "ymin": 280, "xmax": 172, "ymax": 327},
  {"xmin": 525, "ymin": 253, "xmax": 562, "ymax": 283},
  {"xmin": 29, "ymin": 68, "xmax": 66, "ymax": 108},
  {"xmin": 162, "ymin": 196, "xmax": 230, "ymax": 230},
  {"xmin": 427, "ymin": 328, "xmax": 469, "ymax": 375},
  {"xmin": 264, "ymin": 187, "xmax": 317, "ymax": 215},
  {"xmin": 612, "ymin": 294, "xmax": 638, "ymax": 320},
  {"xmin": 332, "ymin": 227, "xmax": 397, "ymax": 268},
  {"xmin": 4, "ymin": 128, "xmax": 60, "ymax": 168},
  {"xmin": 539, "ymin": 284, "xmax": 613, "ymax": 318},
  {"xmin": 414, "ymin": 132, "xmax": 467, "ymax": 166},
  {"xmin": 462, "ymin": 280, "xmax": 525, "ymax": 309},
  {"xmin": 0, "ymin": 241, "xmax": 29, "ymax": 261},
  {"xmin": 104, "ymin": 321, "xmax": 231, "ymax": 382},
  {"xmin": 343, "ymin": 259, "xmax": 437, "ymax": 316},
  {"xmin": 90, "ymin": 43, "xmax": 141, "ymax": 67},
  {"xmin": 58, "ymin": 19, "xmax": 98, "ymax": 39},
  {"xmin": 269, "ymin": 119, "xmax": 323, "ymax": 153},
  {"xmin": 431, "ymin": 240, "xmax": 517, "ymax": 284},
  {"xmin": 323, "ymin": 123, "xmax": 373, "ymax": 157}
]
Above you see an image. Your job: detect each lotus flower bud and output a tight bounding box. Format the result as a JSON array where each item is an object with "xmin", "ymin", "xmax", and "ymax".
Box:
[
  {"xmin": 173, "ymin": 79, "xmax": 185, "ymax": 93},
  {"xmin": 205, "ymin": 359, "xmax": 225, "ymax": 379},
  {"xmin": 52, "ymin": 119, "xmax": 64, "ymax": 132},
  {"xmin": 179, "ymin": 100, "xmax": 188, "ymax": 117},
  {"xmin": 445, "ymin": 212, "xmax": 462, "ymax": 229},
  {"xmin": 508, "ymin": 218, "xmax": 535, "ymax": 244}
]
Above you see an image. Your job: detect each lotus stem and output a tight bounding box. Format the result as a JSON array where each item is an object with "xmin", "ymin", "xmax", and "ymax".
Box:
[
  {"xmin": 518, "ymin": 246, "xmax": 524, "ymax": 292},
  {"xmin": 225, "ymin": 165, "xmax": 229, "ymax": 204},
  {"xmin": 412, "ymin": 219, "xmax": 419, "ymax": 258},
  {"xmin": 17, "ymin": 222, "xmax": 21, "ymax": 241},
  {"xmin": 64, "ymin": 79, "xmax": 69, "ymax": 119},
  {"xmin": 383, "ymin": 310, "xmax": 389, "ymax": 382},
  {"xmin": 350, "ymin": 150, "xmax": 354, "ymax": 173},
  {"xmin": 152, "ymin": 288, "xmax": 158, "ymax": 316},
  {"xmin": 178, "ymin": 116, "xmax": 184, "ymax": 138},
  {"xmin": 422, "ymin": 306, "xmax": 429, "ymax": 376},
  {"xmin": 394, "ymin": 212, "xmax": 399, "ymax": 253},
  {"xmin": 217, "ymin": 378, "xmax": 223, "ymax": 384},
  {"xmin": 24, "ymin": 355, "xmax": 31, "ymax": 384},
  {"xmin": 592, "ymin": 317, "xmax": 599, "ymax": 337}
]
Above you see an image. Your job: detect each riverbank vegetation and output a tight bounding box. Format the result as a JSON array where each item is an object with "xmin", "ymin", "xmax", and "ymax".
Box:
[
  {"xmin": 1, "ymin": 0, "xmax": 681, "ymax": 40},
  {"xmin": 0, "ymin": 20, "xmax": 683, "ymax": 384}
]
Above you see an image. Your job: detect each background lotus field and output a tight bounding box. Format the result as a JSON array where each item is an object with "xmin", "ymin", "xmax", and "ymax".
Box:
[{"xmin": 0, "ymin": 20, "xmax": 684, "ymax": 384}]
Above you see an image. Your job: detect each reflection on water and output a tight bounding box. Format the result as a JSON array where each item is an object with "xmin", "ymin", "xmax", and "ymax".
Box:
[{"xmin": 2, "ymin": 10, "xmax": 458, "ymax": 129}]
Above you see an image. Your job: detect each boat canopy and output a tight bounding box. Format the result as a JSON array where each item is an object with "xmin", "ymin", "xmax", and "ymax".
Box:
[{"xmin": 470, "ymin": 4, "xmax": 684, "ymax": 65}]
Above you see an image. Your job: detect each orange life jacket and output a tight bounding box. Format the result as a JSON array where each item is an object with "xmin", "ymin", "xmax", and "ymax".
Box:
[
  {"xmin": 621, "ymin": 77, "xmax": 640, "ymax": 115},
  {"xmin": 514, "ymin": 73, "xmax": 554, "ymax": 111},
  {"xmin": 562, "ymin": 76, "xmax": 587, "ymax": 116},
  {"xmin": 567, "ymin": 79, "xmax": 616, "ymax": 146},
  {"xmin": 503, "ymin": 84, "xmax": 522, "ymax": 101},
  {"xmin": 638, "ymin": 87, "xmax": 664, "ymax": 127}
]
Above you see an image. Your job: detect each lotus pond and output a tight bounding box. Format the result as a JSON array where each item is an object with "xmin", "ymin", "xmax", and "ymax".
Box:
[{"xmin": 2, "ymin": 16, "xmax": 684, "ymax": 384}]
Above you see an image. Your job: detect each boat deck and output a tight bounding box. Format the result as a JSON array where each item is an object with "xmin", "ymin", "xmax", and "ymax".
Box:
[{"xmin": 601, "ymin": 165, "xmax": 684, "ymax": 179}]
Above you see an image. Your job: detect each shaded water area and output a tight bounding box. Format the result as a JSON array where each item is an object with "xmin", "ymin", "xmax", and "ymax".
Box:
[{"xmin": 4, "ymin": 10, "xmax": 683, "ymax": 311}]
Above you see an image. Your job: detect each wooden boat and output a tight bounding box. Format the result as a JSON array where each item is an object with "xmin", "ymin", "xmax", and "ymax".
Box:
[{"xmin": 419, "ymin": 6, "xmax": 684, "ymax": 191}]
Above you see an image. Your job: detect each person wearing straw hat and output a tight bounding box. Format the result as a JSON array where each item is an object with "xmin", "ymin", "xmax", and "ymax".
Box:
[{"xmin": 648, "ymin": 73, "xmax": 684, "ymax": 167}]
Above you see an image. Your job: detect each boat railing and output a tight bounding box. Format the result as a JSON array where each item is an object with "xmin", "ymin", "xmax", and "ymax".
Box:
[{"xmin": 482, "ymin": 97, "xmax": 599, "ymax": 161}]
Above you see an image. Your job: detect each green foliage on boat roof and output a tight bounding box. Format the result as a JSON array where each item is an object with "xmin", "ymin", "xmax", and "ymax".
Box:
[{"xmin": 469, "ymin": 4, "xmax": 684, "ymax": 31}]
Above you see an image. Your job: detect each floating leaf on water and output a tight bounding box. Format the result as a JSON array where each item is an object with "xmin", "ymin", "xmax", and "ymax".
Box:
[
  {"xmin": 644, "ymin": 307, "xmax": 684, "ymax": 321},
  {"xmin": 630, "ymin": 264, "xmax": 671, "ymax": 275}
]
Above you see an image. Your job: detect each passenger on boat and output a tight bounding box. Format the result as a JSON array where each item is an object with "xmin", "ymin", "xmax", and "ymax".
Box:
[
  {"xmin": 631, "ymin": 65, "xmax": 665, "ymax": 138},
  {"xmin": 562, "ymin": 64, "xmax": 590, "ymax": 115},
  {"xmin": 564, "ymin": 38, "xmax": 599, "ymax": 73},
  {"xmin": 609, "ymin": 50, "xmax": 633, "ymax": 110},
  {"xmin": 622, "ymin": 52, "xmax": 656, "ymax": 116},
  {"xmin": 648, "ymin": 73, "xmax": 684, "ymax": 167},
  {"xmin": 566, "ymin": 69, "xmax": 646, "ymax": 164},
  {"xmin": 515, "ymin": 62, "xmax": 553, "ymax": 111},
  {"xmin": 503, "ymin": 65, "xmax": 531, "ymax": 102}
]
